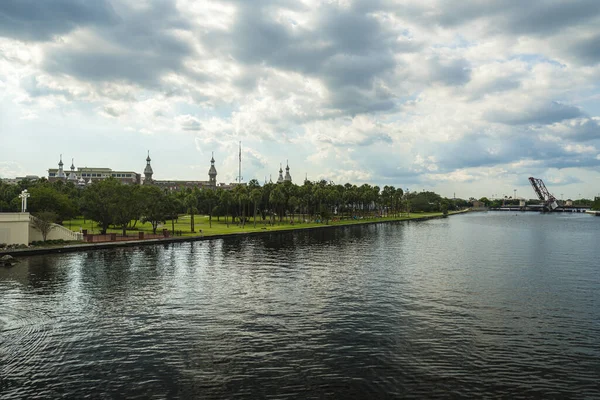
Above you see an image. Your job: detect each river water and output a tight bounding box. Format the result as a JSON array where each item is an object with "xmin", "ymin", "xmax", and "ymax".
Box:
[{"xmin": 1, "ymin": 212, "xmax": 599, "ymax": 398}]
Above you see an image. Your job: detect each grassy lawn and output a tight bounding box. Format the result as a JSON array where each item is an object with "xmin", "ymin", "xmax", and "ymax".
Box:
[{"xmin": 62, "ymin": 211, "xmax": 452, "ymax": 238}]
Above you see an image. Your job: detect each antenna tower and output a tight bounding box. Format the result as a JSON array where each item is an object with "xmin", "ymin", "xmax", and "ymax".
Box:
[{"xmin": 237, "ymin": 141, "xmax": 243, "ymax": 183}]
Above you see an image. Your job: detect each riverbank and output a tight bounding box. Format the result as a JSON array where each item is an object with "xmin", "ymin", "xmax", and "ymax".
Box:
[{"xmin": 0, "ymin": 210, "xmax": 468, "ymax": 257}]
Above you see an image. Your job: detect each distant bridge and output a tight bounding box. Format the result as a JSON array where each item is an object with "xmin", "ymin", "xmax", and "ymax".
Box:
[{"xmin": 491, "ymin": 205, "xmax": 591, "ymax": 213}]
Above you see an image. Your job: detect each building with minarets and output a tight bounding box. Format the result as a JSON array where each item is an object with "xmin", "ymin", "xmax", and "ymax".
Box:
[
  {"xmin": 277, "ymin": 164, "xmax": 284, "ymax": 183},
  {"xmin": 48, "ymin": 155, "xmax": 140, "ymax": 184},
  {"xmin": 149, "ymin": 152, "xmax": 234, "ymax": 191},
  {"xmin": 144, "ymin": 151, "xmax": 153, "ymax": 185},
  {"xmin": 284, "ymin": 161, "xmax": 292, "ymax": 183}
]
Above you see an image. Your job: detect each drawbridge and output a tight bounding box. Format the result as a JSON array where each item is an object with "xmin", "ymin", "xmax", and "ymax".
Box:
[{"xmin": 528, "ymin": 177, "xmax": 558, "ymax": 212}]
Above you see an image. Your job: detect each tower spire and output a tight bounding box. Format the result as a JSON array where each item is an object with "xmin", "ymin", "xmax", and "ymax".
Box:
[
  {"xmin": 277, "ymin": 163, "xmax": 284, "ymax": 183},
  {"xmin": 57, "ymin": 154, "xmax": 65, "ymax": 178},
  {"xmin": 144, "ymin": 151, "xmax": 153, "ymax": 184},
  {"xmin": 284, "ymin": 160, "xmax": 292, "ymax": 182},
  {"xmin": 68, "ymin": 158, "xmax": 76, "ymax": 181},
  {"xmin": 208, "ymin": 151, "xmax": 217, "ymax": 188}
]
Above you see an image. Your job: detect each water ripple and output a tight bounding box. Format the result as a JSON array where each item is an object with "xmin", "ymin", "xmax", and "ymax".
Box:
[{"xmin": 1, "ymin": 213, "xmax": 599, "ymax": 398}]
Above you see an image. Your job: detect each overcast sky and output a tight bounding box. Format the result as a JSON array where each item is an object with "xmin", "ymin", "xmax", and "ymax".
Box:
[{"xmin": 1, "ymin": 0, "xmax": 599, "ymax": 199}]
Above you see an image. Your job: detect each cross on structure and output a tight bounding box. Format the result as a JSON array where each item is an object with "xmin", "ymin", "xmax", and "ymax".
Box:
[{"xmin": 19, "ymin": 189, "xmax": 30, "ymax": 213}]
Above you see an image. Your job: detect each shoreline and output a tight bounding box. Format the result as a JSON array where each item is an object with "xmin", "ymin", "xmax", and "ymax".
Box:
[{"xmin": 0, "ymin": 211, "xmax": 468, "ymax": 258}]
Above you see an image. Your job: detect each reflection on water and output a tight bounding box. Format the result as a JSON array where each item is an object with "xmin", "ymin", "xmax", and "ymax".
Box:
[{"xmin": 1, "ymin": 212, "xmax": 599, "ymax": 398}]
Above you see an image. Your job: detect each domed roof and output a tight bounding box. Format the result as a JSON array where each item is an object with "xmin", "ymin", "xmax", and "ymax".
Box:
[
  {"xmin": 144, "ymin": 151, "xmax": 153, "ymax": 174},
  {"xmin": 208, "ymin": 164, "xmax": 217, "ymax": 176},
  {"xmin": 209, "ymin": 153, "xmax": 217, "ymax": 176}
]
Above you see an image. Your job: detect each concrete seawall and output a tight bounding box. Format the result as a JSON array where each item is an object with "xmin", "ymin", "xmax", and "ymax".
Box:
[{"xmin": 0, "ymin": 212, "xmax": 466, "ymax": 258}]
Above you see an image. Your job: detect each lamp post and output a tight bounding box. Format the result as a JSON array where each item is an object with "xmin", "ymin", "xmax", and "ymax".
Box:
[{"xmin": 18, "ymin": 189, "xmax": 30, "ymax": 213}]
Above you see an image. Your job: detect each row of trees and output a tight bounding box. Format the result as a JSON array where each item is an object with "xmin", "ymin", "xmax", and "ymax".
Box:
[{"xmin": 0, "ymin": 178, "xmax": 469, "ymax": 234}]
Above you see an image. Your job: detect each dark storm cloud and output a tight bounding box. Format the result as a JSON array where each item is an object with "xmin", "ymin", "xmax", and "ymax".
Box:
[
  {"xmin": 485, "ymin": 102, "xmax": 583, "ymax": 126},
  {"xmin": 0, "ymin": 0, "xmax": 117, "ymax": 41},
  {"xmin": 41, "ymin": 1, "xmax": 193, "ymax": 87}
]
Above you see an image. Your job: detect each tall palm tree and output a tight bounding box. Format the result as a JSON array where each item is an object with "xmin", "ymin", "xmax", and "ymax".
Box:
[
  {"xmin": 204, "ymin": 188, "xmax": 216, "ymax": 228},
  {"xmin": 220, "ymin": 190, "xmax": 232, "ymax": 228},
  {"xmin": 288, "ymin": 196, "xmax": 298, "ymax": 223},
  {"xmin": 269, "ymin": 186, "xmax": 285, "ymax": 223},
  {"xmin": 184, "ymin": 193, "xmax": 198, "ymax": 233},
  {"xmin": 250, "ymin": 188, "xmax": 262, "ymax": 228}
]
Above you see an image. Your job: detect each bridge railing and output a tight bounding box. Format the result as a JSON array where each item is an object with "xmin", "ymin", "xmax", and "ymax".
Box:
[{"xmin": 29, "ymin": 215, "xmax": 83, "ymax": 241}]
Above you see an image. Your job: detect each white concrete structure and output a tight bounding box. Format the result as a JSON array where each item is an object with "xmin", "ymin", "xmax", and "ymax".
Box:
[
  {"xmin": 0, "ymin": 213, "xmax": 83, "ymax": 245},
  {"xmin": 0, "ymin": 213, "xmax": 30, "ymax": 245}
]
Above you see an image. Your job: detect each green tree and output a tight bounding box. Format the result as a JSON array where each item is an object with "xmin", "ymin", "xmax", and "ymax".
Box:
[
  {"xmin": 28, "ymin": 184, "xmax": 77, "ymax": 223},
  {"xmin": 140, "ymin": 186, "xmax": 168, "ymax": 234},
  {"xmin": 288, "ymin": 196, "xmax": 299, "ymax": 223},
  {"xmin": 233, "ymin": 185, "xmax": 249, "ymax": 227},
  {"xmin": 165, "ymin": 192, "xmax": 181, "ymax": 234},
  {"xmin": 220, "ymin": 190, "xmax": 232, "ymax": 227},
  {"xmin": 184, "ymin": 192, "xmax": 198, "ymax": 233},
  {"xmin": 81, "ymin": 178, "xmax": 121, "ymax": 234},
  {"xmin": 250, "ymin": 188, "xmax": 262, "ymax": 228},
  {"xmin": 248, "ymin": 179, "xmax": 261, "ymax": 190},
  {"xmin": 112, "ymin": 185, "xmax": 140, "ymax": 236},
  {"xmin": 270, "ymin": 186, "xmax": 285, "ymax": 223},
  {"xmin": 204, "ymin": 189, "xmax": 216, "ymax": 228},
  {"xmin": 31, "ymin": 211, "xmax": 59, "ymax": 241}
]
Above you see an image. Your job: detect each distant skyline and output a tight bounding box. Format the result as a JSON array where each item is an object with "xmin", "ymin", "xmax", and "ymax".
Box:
[{"xmin": 1, "ymin": 0, "xmax": 599, "ymax": 199}]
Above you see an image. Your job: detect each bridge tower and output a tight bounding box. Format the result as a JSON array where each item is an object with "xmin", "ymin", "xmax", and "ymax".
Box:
[{"xmin": 528, "ymin": 177, "xmax": 558, "ymax": 211}]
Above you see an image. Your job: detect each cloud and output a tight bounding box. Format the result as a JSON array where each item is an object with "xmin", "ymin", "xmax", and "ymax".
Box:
[
  {"xmin": 0, "ymin": 161, "xmax": 24, "ymax": 177},
  {"xmin": 177, "ymin": 114, "xmax": 202, "ymax": 131},
  {"xmin": 101, "ymin": 104, "xmax": 126, "ymax": 118},
  {"xmin": 0, "ymin": 0, "xmax": 117, "ymax": 41},
  {"xmin": 2, "ymin": 0, "xmax": 600, "ymax": 196},
  {"xmin": 485, "ymin": 101, "xmax": 583, "ymax": 126},
  {"xmin": 203, "ymin": 0, "xmax": 408, "ymax": 114},
  {"xmin": 427, "ymin": 57, "xmax": 472, "ymax": 86},
  {"xmin": 41, "ymin": 1, "xmax": 193, "ymax": 88}
]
